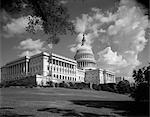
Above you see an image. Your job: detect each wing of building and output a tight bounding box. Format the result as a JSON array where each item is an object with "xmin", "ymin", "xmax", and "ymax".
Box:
[{"xmin": 1, "ymin": 35, "xmax": 116, "ymax": 85}]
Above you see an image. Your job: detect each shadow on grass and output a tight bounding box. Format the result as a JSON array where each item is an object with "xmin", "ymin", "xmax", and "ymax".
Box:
[
  {"xmin": 70, "ymin": 100, "xmax": 149, "ymax": 116},
  {"xmin": 37, "ymin": 107, "xmax": 114, "ymax": 117},
  {"xmin": 0, "ymin": 107, "xmax": 14, "ymax": 109},
  {"xmin": 0, "ymin": 110, "xmax": 34, "ymax": 117}
]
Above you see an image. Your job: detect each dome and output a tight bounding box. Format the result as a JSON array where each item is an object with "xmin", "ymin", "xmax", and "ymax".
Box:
[{"xmin": 74, "ymin": 34, "xmax": 96, "ymax": 70}]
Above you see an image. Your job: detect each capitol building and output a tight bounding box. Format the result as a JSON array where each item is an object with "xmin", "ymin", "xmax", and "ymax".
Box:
[{"xmin": 1, "ymin": 35, "xmax": 116, "ymax": 85}]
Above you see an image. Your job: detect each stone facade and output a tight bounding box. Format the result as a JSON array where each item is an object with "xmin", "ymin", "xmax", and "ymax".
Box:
[
  {"xmin": 1, "ymin": 35, "xmax": 116, "ymax": 85},
  {"xmin": 85, "ymin": 69, "xmax": 115, "ymax": 84},
  {"xmin": 1, "ymin": 52, "xmax": 85, "ymax": 85}
]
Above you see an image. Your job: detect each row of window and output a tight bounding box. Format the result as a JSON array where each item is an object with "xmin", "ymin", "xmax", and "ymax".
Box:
[
  {"xmin": 3, "ymin": 66, "xmax": 25, "ymax": 75},
  {"xmin": 48, "ymin": 66, "xmax": 76, "ymax": 74},
  {"xmin": 49, "ymin": 59, "xmax": 75, "ymax": 68},
  {"xmin": 78, "ymin": 62, "xmax": 94, "ymax": 67},
  {"xmin": 53, "ymin": 74, "xmax": 76, "ymax": 81},
  {"xmin": 76, "ymin": 54, "xmax": 93, "ymax": 59},
  {"xmin": 29, "ymin": 65, "xmax": 41, "ymax": 73},
  {"xmin": 30, "ymin": 58, "xmax": 42, "ymax": 65}
]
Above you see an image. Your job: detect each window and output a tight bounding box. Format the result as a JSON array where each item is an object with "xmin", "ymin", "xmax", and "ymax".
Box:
[
  {"xmin": 59, "ymin": 61, "xmax": 61, "ymax": 66},
  {"xmin": 53, "ymin": 60, "xmax": 55, "ymax": 64},
  {"xmin": 60, "ymin": 75, "xmax": 61, "ymax": 79}
]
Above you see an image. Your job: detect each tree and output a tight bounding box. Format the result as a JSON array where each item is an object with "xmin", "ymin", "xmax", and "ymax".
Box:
[
  {"xmin": 116, "ymin": 80, "xmax": 131, "ymax": 94},
  {"xmin": 1, "ymin": 0, "xmax": 75, "ymax": 44},
  {"xmin": 132, "ymin": 63, "xmax": 150, "ymax": 84},
  {"xmin": 131, "ymin": 64, "xmax": 150, "ymax": 101}
]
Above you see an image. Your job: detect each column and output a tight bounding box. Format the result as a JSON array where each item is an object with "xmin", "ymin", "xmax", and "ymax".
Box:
[
  {"xmin": 12, "ymin": 65, "xmax": 14, "ymax": 75},
  {"xmin": 16, "ymin": 64, "xmax": 17, "ymax": 76},
  {"xmin": 15, "ymin": 64, "xmax": 17, "ymax": 75},
  {"xmin": 21, "ymin": 63, "xmax": 22, "ymax": 74},
  {"xmin": 14, "ymin": 65, "xmax": 15, "ymax": 75},
  {"xmin": 10, "ymin": 66, "xmax": 11, "ymax": 75},
  {"xmin": 23, "ymin": 62, "xmax": 25, "ymax": 73},
  {"xmin": 26, "ymin": 61, "xmax": 28, "ymax": 74},
  {"xmin": 19, "ymin": 63, "xmax": 21, "ymax": 74},
  {"xmin": 15, "ymin": 64, "xmax": 17, "ymax": 74}
]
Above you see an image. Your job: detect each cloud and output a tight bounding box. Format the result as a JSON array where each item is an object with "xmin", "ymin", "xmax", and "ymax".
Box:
[
  {"xmin": 4, "ymin": 17, "xmax": 28, "ymax": 34},
  {"xmin": 98, "ymin": 47, "xmax": 128, "ymax": 67},
  {"xmin": 3, "ymin": 16, "xmax": 42, "ymax": 38},
  {"xmin": 60, "ymin": 0, "xmax": 68, "ymax": 4},
  {"xmin": 71, "ymin": 0, "xmax": 149, "ymax": 79},
  {"xmin": 68, "ymin": 43, "xmax": 92, "ymax": 53},
  {"xmin": 68, "ymin": 44, "xmax": 77, "ymax": 53},
  {"xmin": 17, "ymin": 38, "xmax": 50, "ymax": 57}
]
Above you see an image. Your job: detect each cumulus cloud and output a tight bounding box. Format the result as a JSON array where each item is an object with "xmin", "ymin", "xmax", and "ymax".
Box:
[
  {"xmin": 4, "ymin": 17, "xmax": 28, "ymax": 34},
  {"xmin": 98, "ymin": 47, "xmax": 128, "ymax": 67},
  {"xmin": 3, "ymin": 16, "xmax": 42, "ymax": 38},
  {"xmin": 60, "ymin": 0, "xmax": 68, "ymax": 4},
  {"xmin": 71, "ymin": 0, "xmax": 149, "ymax": 79},
  {"xmin": 18, "ymin": 38, "xmax": 50, "ymax": 57}
]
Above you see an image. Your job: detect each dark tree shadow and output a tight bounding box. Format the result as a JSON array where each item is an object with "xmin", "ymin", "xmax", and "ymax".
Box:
[
  {"xmin": 0, "ymin": 110, "xmax": 34, "ymax": 117},
  {"xmin": 37, "ymin": 107, "xmax": 113, "ymax": 117},
  {"xmin": 70, "ymin": 100, "xmax": 149, "ymax": 116},
  {"xmin": 0, "ymin": 107, "xmax": 14, "ymax": 109}
]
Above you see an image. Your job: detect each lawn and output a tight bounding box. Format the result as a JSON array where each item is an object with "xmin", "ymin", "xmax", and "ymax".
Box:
[{"xmin": 0, "ymin": 87, "xmax": 149, "ymax": 117}]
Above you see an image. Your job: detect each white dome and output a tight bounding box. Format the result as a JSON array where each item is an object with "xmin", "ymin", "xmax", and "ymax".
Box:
[{"xmin": 74, "ymin": 34, "xmax": 96, "ymax": 70}]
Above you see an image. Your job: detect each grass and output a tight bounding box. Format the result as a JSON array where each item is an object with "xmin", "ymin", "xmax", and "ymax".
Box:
[{"xmin": 0, "ymin": 87, "xmax": 149, "ymax": 117}]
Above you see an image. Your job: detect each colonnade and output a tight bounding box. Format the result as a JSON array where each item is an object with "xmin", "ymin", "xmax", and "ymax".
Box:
[
  {"xmin": 5, "ymin": 61, "xmax": 28, "ymax": 77},
  {"xmin": 78, "ymin": 61, "xmax": 95, "ymax": 68},
  {"xmin": 104, "ymin": 73, "xmax": 115, "ymax": 83}
]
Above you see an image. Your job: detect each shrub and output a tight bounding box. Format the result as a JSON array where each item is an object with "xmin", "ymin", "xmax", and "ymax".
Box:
[
  {"xmin": 92, "ymin": 84, "xmax": 101, "ymax": 90},
  {"xmin": 101, "ymin": 84, "xmax": 116, "ymax": 92},
  {"xmin": 59, "ymin": 81, "xmax": 68, "ymax": 88},
  {"xmin": 73, "ymin": 82, "xmax": 90, "ymax": 89},
  {"xmin": 46, "ymin": 81, "xmax": 53, "ymax": 87},
  {"xmin": 116, "ymin": 80, "xmax": 131, "ymax": 94},
  {"xmin": 68, "ymin": 82, "xmax": 75, "ymax": 89},
  {"xmin": 130, "ymin": 82, "xmax": 149, "ymax": 101},
  {"xmin": 55, "ymin": 83, "xmax": 59, "ymax": 87}
]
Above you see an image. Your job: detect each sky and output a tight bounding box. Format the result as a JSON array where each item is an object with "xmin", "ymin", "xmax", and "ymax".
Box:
[{"xmin": 0, "ymin": 0, "xmax": 149, "ymax": 82}]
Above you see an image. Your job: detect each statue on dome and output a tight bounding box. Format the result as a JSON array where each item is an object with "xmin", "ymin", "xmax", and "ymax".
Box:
[{"xmin": 81, "ymin": 34, "xmax": 86, "ymax": 46}]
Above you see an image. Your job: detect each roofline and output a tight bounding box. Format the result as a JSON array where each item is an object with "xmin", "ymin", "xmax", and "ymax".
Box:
[{"xmin": 5, "ymin": 56, "xmax": 30, "ymax": 66}]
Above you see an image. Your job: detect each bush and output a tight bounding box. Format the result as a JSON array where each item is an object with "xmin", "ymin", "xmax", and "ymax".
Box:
[
  {"xmin": 130, "ymin": 82, "xmax": 149, "ymax": 101},
  {"xmin": 116, "ymin": 80, "xmax": 131, "ymax": 94},
  {"xmin": 59, "ymin": 81, "xmax": 69, "ymax": 88},
  {"xmin": 55, "ymin": 83, "xmax": 59, "ymax": 87},
  {"xmin": 46, "ymin": 81, "xmax": 54, "ymax": 87},
  {"xmin": 101, "ymin": 84, "xmax": 116, "ymax": 92},
  {"xmin": 92, "ymin": 84, "xmax": 101, "ymax": 91},
  {"xmin": 73, "ymin": 82, "xmax": 90, "ymax": 89},
  {"xmin": 1, "ymin": 76, "xmax": 37, "ymax": 87},
  {"xmin": 68, "ymin": 82, "xmax": 75, "ymax": 89}
]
